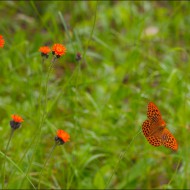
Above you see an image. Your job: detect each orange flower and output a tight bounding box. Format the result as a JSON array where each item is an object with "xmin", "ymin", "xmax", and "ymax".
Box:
[
  {"xmin": 52, "ymin": 44, "xmax": 66, "ymax": 58},
  {"xmin": 55, "ymin": 129, "xmax": 70, "ymax": 145},
  {"xmin": 10, "ymin": 114, "xmax": 24, "ymax": 130},
  {"xmin": 39, "ymin": 46, "xmax": 51, "ymax": 58},
  {"xmin": 0, "ymin": 35, "xmax": 5, "ymax": 48}
]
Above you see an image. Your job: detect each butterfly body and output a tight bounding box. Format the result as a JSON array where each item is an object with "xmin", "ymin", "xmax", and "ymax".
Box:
[
  {"xmin": 142, "ymin": 102, "xmax": 178, "ymax": 151},
  {"xmin": 149, "ymin": 125, "xmax": 164, "ymax": 137}
]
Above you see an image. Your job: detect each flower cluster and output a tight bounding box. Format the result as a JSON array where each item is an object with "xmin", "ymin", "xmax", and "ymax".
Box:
[
  {"xmin": 2, "ymin": 34, "xmax": 71, "ymax": 189},
  {"xmin": 39, "ymin": 43, "xmax": 66, "ymax": 59},
  {"xmin": 9, "ymin": 114, "xmax": 70, "ymax": 145},
  {"xmin": 38, "ymin": 43, "xmax": 70, "ymax": 144}
]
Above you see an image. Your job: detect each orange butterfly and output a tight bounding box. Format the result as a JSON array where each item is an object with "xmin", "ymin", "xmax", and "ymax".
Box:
[{"xmin": 142, "ymin": 102, "xmax": 178, "ymax": 151}]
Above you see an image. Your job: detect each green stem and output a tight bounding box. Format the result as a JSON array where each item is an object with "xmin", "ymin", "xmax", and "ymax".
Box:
[
  {"xmin": 39, "ymin": 58, "xmax": 54, "ymax": 131},
  {"xmin": 5, "ymin": 127, "xmax": 39, "ymax": 189},
  {"xmin": 82, "ymin": 1, "xmax": 98, "ymax": 62},
  {"xmin": 2, "ymin": 128, "xmax": 14, "ymax": 189},
  {"xmin": 105, "ymin": 129, "xmax": 142, "ymax": 189},
  {"xmin": 43, "ymin": 61, "xmax": 54, "ymax": 117},
  {"xmin": 19, "ymin": 61, "xmax": 54, "ymax": 189},
  {"xmin": 0, "ymin": 151, "xmax": 35, "ymax": 189},
  {"xmin": 167, "ymin": 158, "xmax": 181, "ymax": 187},
  {"xmin": 37, "ymin": 142, "xmax": 57, "ymax": 189}
]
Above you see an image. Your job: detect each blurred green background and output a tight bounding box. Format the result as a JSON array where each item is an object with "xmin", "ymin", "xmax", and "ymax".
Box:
[{"xmin": 0, "ymin": 1, "xmax": 190, "ymax": 189}]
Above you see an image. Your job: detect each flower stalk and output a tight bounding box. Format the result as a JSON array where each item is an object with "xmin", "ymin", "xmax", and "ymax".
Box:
[
  {"xmin": 37, "ymin": 129, "xmax": 70, "ymax": 189},
  {"xmin": 37, "ymin": 142, "xmax": 58, "ymax": 189},
  {"xmin": 2, "ymin": 114, "xmax": 24, "ymax": 188}
]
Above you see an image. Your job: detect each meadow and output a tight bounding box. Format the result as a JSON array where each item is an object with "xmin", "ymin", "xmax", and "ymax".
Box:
[{"xmin": 0, "ymin": 1, "xmax": 190, "ymax": 189}]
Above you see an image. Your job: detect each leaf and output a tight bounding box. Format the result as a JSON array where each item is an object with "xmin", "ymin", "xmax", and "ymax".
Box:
[
  {"xmin": 93, "ymin": 170, "xmax": 105, "ymax": 189},
  {"xmin": 93, "ymin": 165, "xmax": 110, "ymax": 189}
]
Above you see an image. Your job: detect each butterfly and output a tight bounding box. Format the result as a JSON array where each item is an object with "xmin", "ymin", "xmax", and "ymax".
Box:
[{"xmin": 142, "ymin": 102, "xmax": 178, "ymax": 151}]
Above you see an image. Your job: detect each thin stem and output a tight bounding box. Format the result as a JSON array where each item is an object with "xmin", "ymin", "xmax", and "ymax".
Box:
[
  {"xmin": 19, "ymin": 61, "xmax": 54, "ymax": 189},
  {"xmin": 82, "ymin": 1, "xmax": 98, "ymax": 62},
  {"xmin": 0, "ymin": 151, "xmax": 35, "ymax": 189},
  {"xmin": 105, "ymin": 129, "xmax": 142, "ymax": 189},
  {"xmin": 167, "ymin": 158, "xmax": 182, "ymax": 187},
  {"xmin": 37, "ymin": 143, "xmax": 57, "ymax": 189},
  {"xmin": 38, "ymin": 57, "xmax": 54, "ymax": 133},
  {"xmin": 6, "ymin": 127, "xmax": 39, "ymax": 189},
  {"xmin": 2, "ymin": 128, "xmax": 15, "ymax": 189},
  {"xmin": 39, "ymin": 58, "xmax": 54, "ymax": 133},
  {"xmin": 71, "ymin": 1, "xmax": 99, "ymax": 139},
  {"xmin": 43, "ymin": 60, "xmax": 54, "ymax": 117},
  {"xmin": 58, "ymin": 11, "xmax": 76, "ymax": 53}
]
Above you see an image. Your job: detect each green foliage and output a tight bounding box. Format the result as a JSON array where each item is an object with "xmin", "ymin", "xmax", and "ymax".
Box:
[{"xmin": 0, "ymin": 1, "xmax": 190, "ymax": 189}]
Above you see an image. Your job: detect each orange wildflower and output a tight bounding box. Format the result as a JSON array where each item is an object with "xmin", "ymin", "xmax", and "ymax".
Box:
[
  {"xmin": 11, "ymin": 114, "xmax": 24, "ymax": 123},
  {"xmin": 55, "ymin": 129, "xmax": 70, "ymax": 145},
  {"xmin": 0, "ymin": 35, "xmax": 5, "ymax": 48},
  {"xmin": 52, "ymin": 44, "xmax": 66, "ymax": 58},
  {"xmin": 10, "ymin": 114, "xmax": 24, "ymax": 130},
  {"xmin": 39, "ymin": 46, "xmax": 51, "ymax": 58}
]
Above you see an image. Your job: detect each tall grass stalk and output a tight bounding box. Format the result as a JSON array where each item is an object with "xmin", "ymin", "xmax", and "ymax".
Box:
[
  {"xmin": 2, "ymin": 128, "xmax": 15, "ymax": 189},
  {"xmin": 106, "ymin": 129, "xmax": 142, "ymax": 189},
  {"xmin": 37, "ymin": 142, "xmax": 58, "ymax": 189},
  {"xmin": 18, "ymin": 59, "xmax": 54, "ymax": 189}
]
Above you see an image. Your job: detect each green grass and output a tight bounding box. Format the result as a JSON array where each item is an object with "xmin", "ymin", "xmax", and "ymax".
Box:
[{"xmin": 0, "ymin": 1, "xmax": 190, "ymax": 189}]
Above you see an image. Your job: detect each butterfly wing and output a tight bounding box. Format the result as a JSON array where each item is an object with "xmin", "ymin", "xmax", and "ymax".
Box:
[
  {"xmin": 142, "ymin": 119, "xmax": 162, "ymax": 147},
  {"xmin": 147, "ymin": 136, "xmax": 162, "ymax": 147},
  {"xmin": 147, "ymin": 102, "xmax": 162, "ymax": 123},
  {"xmin": 162, "ymin": 128, "xmax": 178, "ymax": 151},
  {"xmin": 142, "ymin": 119, "xmax": 151, "ymax": 137}
]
